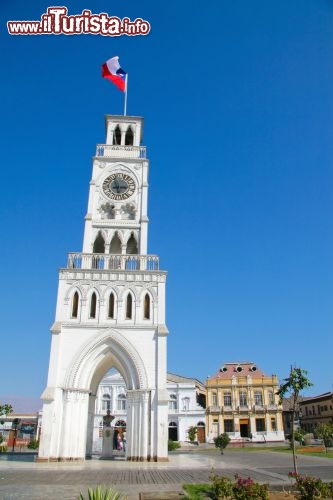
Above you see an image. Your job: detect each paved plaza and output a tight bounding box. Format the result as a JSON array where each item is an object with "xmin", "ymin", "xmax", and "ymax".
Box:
[{"xmin": 0, "ymin": 449, "xmax": 332, "ymax": 499}]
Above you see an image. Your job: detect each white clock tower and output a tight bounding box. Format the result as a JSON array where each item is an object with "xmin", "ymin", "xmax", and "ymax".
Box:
[{"xmin": 38, "ymin": 115, "xmax": 169, "ymax": 462}]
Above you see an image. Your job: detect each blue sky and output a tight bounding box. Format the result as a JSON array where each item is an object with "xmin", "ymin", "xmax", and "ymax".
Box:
[{"xmin": 1, "ymin": 1, "xmax": 332, "ymax": 411}]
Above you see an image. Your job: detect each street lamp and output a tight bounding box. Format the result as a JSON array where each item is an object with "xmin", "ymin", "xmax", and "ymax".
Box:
[{"xmin": 11, "ymin": 418, "xmax": 19, "ymax": 452}]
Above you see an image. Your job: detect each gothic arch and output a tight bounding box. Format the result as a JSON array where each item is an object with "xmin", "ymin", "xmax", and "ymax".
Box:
[
  {"xmin": 93, "ymin": 231, "xmax": 106, "ymax": 253},
  {"xmin": 138, "ymin": 287, "xmax": 158, "ymax": 303},
  {"xmin": 109, "ymin": 231, "xmax": 122, "ymax": 254},
  {"xmin": 65, "ymin": 283, "xmax": 84, "ymax": 302},
  {"xmin": 126, "ymin": 232, "xmax": 138, "ymax": 254},
  {"xmin": 86, "ymin": 287, "xmax": 100, "ymax": 301},
  {"xmin": 125, "ymin": 126, "xmax": 134, "ymax": 145},
  {"xmin": 71, "ymin": 290, "xmax": 80, "ymax": 318},
  {"xmin": 63, "ymin": 329, "xmax": 149, "ymax": 393},
  {"xmin": 86, "ymin": 288, "xmax": 100, "ymax": 319},
  {"xmin": 119, "ymin": 285, "xmax": 139, "ymax": 302},
  {"xmin": 113, "ymin": 125, "xmax": 121, "ymax": 145},
  {"xmin": 125, "ymin": 292, "xmax": 133, "ymax": 319},
  {"xmin": 101, "ymin": 285, "xmax": 120, "ymax": 301},
  {"xmin": 143, "ymin": 293, "xmax": 150, "ymax": 320}
]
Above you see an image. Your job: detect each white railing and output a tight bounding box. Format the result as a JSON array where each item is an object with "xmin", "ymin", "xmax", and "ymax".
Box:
[
  {"xmin": 67, "ymin": 253, "xmax": 159, "ymax": 271},
  {"xmin": 95, "ymin": 145, "xmax": 146, "ymax": 159}
]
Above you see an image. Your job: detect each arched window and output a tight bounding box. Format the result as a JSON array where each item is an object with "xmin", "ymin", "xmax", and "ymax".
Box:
[
  {"xmin": 93, "ymin": 232, "xmax": 105, "ymax": 253},
  {"xmin": 144, "ymin": 293, "xmax": 150, "ymax": 319},
  {"xmin": 126, "ymin": 233, "xmax": 138, "ymax": 254},
  {"xmin": 102, "ymin": 393, "xmax": 111, "ymax": 411},
  {"xmin": 125, "ymin": 126, "xmax": 134, "ymax": 145},
  {"xmin": 117, "ymin": 394, "xmax": 126, "ymax": 410},
  {"xmin": 72, "ymin": 291, "xmax": 79, "ymax": 318},
  {"xmin": 113, "ymin": 125, "xmax": 121, "ymax": 145},
  {"xmin": 125, "ymin": 293, "xmax": 132, "ymax": 319},
  {"xmin": 108, "ymin": 292, "xmax": 115, "ymax": 319},
  {"xmin": 169, "ymin": 394, "xmax": 177, "ymax": 410},
  {"xmin": 115, "ymin": 419, "xmax": 126, "ymax": 428},
  {"xmin": 90, "ymin": 292, "xmax": 97, "ymax": 318},
  {"xmin": 110, "ymin": 232, "xmax": 122, "ymax": 254}
]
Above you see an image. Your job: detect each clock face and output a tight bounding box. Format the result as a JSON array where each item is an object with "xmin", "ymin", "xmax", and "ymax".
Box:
[{"xmin": 102, "ymin": 173, "xmax": 135, "ymax": 200}]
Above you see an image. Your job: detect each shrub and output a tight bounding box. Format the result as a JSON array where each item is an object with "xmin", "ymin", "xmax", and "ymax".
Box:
[
  {"xmin": 232, "ymin": 474, "xmax": 269, "ymax": 499},
  {"xmin": 209, "ymin": 473, "xmax": 233, "ymax": 499},
  {"xmin": 0, "ymin": 443, "xmax": 8, "ymax": 453},
  {"xmin": 289, "ymin": 472, "xmax": 333, "ymax": 500},
  {"xmin": 187, "ymin": 426, "xmax": 197, "ymax": 442},
  {"xmin": 168, "ymin": 440, "xmax": 180, "ymax": 451},
  {"xmin": 214, "ymin": 433, "xmax": 231, "ymax": 454},
  {"xmin": 27, "ymin": 439, "xmax": 39, "ymax": 450},
  {"xmin": 79, "ymin": 485, "xmax": 126, "ymax": 500},
  {"xmin": 207, "ymin": 473, "xmax": 268, "ymax": 499},
  {"xmin": 315, "ymin": 423, "xmax": 333, "ymax": 451}
]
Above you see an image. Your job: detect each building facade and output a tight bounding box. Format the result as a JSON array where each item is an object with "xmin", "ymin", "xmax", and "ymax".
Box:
[
  {"xmin": 0, "ymin": 413, "xmax": 41, "ymax": 449},
  {"xmin": 38, "ymin": 115, "xmax": 169, "ymax": 462},
  {"xmin": 91, "ymin": 371, "xmax": 206, "ymax": 453},
  {"xmin": 206, "ymin": 362, "xmax": 284, "ymax": 443},
  {"xmin": 166, "ymin": 373, "xmax": 206, "ymax": 444},
  {"xmin": 299, "ymin": 392, "xmax": 333, "ymax": 434}
]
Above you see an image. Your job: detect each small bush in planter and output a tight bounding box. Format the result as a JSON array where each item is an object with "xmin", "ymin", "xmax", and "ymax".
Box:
[
  {"xmin": 27, "ymin": 439, "xmax": 39, "ymax": 450},
  {"xmin": 168, "ymin": 440, "xmax": 180, "ymax": 451},
  {"xmin": 209, "ymin": 473, "xmax": 233, "ymax": 498},
  {"xmin": 233, "ymin": 474, "xmax": 268, "ymax": 499},
  {"xmin": 289, "ymin": 472, "xmax": 333, "ymax": 499},
  {"xmin": 79, "ymin": 485, "xmax": 126, "ymax": 500}
]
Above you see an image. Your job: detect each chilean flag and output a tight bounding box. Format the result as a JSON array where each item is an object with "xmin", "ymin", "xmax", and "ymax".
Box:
[{"xmin": 102, "ymin": 56, "xmax": 127, "ymax": 92}]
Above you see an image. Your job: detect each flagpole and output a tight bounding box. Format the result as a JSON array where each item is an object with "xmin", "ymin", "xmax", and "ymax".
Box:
[{"xmin": 124, "ymin": 74, "xmax": 128, "ymax": 116}]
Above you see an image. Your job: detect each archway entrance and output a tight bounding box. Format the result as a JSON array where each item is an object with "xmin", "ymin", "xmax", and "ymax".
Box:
[
  {"xmin": 90, "ymin": 368, "xmax": 128, "ymax": 457},
  {"xmin": 39, "ymin": 329, "xmax": 169, "ymax": 462}
]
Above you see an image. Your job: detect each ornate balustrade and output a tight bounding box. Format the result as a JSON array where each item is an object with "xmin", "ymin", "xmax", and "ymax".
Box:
[
  {"xmin": 95, "ymin": 145, "xmax": 146, "ymax": 159},
  {"xmin": 67, "ymin": 253, "xmax": 159, "ymax": 271}
]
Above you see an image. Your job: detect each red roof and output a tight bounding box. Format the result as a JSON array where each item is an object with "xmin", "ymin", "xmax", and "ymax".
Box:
[{"xmin": 208, "ymin": 362, "xmax": 268, "ymax": 380}]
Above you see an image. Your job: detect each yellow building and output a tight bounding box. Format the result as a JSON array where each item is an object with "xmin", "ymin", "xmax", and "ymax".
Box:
[{"xmin": 206, "ymin": 362, "xmax": 284, "ymax": 443}]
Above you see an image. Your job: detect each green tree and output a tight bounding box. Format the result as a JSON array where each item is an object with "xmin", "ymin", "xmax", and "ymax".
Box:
[
  {"xmin": 187, "ymin": 426, "xmax": 197, "ymax": 442},
  {"xmin": 0, "ymin": 404, "xmax": 13, "ymax": 449},
  {"xmin": 293, "ymin": 428, "xmax": 305, "ymax": 446},
  {"xmin": 0, "ymin": 404, "xmax": 13, "ymax": 417},
  {"xmin": 214, "ymin": 432, "xmax": 231, "ymax": 454},
  {"xmin": 315, "ymin": 423, "xmax": 333, "ymax": 452},
  {"xmin": 277, "ymin": 366, "xmax": 313, "ymax": 474}
]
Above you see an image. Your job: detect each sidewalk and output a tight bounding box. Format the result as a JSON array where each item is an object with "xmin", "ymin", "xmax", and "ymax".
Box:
[{"xmin": 0, "ymin": 449, "xmax": 332, "ymax": 499}]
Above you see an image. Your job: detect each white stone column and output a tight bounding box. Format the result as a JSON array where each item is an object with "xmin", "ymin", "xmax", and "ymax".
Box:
[
  {"xmin": 59, "ymin": 389, "xmax": 90, "ymax": 460},
  {"xmin": 86, "ymin": 394, "xmax": 96, "ymax": 457},
  {"xmin": 126, "ymin": 389, "xmax": 151, "ymax": 461}
]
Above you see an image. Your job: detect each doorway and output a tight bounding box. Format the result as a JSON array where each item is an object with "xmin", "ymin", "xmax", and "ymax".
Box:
[
  {"xmin": 239, "ymin": 419, "xmax": 249, "ymax": 438},
  {"xmin": 168, "ymin": 422, "xmax": 178, "ymax": 441}
]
